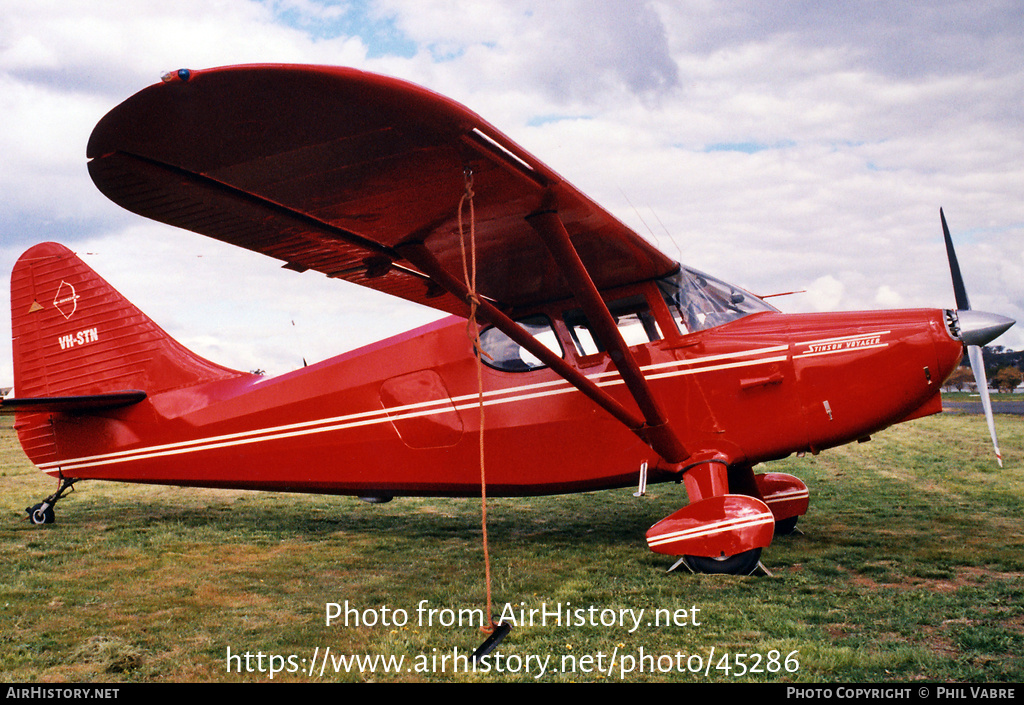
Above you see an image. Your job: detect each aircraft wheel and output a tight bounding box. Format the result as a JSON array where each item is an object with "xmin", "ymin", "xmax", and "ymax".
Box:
[
  {"xmin": 685, "ymin": 548, "xmax": 761, "ymax": 576},
  {"xmin": 775, "ymin": 516, "xmax": 799, "ymax": 536},
  {"xmin": 27, "ymin": 503, "xmax": 55, "ymax": 525}
]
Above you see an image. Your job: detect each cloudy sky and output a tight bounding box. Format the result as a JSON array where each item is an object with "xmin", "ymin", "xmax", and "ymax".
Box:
[{"xmin": 2, "ymin": 0, "xmax": 1022, "ymax": 386}]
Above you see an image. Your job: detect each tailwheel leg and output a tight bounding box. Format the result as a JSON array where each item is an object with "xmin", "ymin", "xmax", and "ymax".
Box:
[{"xmin": 26, "ymin": 477, "xmax": 78, "ymax": 525}]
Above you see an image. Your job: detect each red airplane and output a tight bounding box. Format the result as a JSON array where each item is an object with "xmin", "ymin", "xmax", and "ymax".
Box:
[{"xmin": 5, "ymin": 65, "xmax": 1014, "ymax": 576}]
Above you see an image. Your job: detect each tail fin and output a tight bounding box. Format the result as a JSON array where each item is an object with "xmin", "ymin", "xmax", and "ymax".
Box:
[{"xmin": 11, "ymin": 242, "xmax": 242, "ymax": 398}]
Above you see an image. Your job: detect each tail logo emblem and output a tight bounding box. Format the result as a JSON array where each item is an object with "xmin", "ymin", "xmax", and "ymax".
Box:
[{"xmin": 54, "ymin": 281, "xmax": 80, "ymax": 320}]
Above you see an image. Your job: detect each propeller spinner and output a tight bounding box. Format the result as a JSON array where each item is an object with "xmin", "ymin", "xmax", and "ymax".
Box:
[{"xmin": 941, "ymin": 208, "xmax": 1016, "ymax": 466}]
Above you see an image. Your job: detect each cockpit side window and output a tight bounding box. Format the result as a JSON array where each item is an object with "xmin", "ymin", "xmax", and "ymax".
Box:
[
  {"xmin": 478, "ymin": 315, "xmax": 563, "ymax": 372},
  {"xmin": 476, "ymin": 269, "xmax": 774, "ymax": 372}
]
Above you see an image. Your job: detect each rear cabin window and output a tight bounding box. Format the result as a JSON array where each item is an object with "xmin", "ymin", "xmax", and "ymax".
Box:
[{"xmin": 478, "ymin": 315, "xmax": 562, "ymax": 372}]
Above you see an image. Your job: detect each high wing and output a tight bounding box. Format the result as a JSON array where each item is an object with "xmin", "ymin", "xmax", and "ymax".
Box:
[{"xmin": 87, "ymin": 64, "xmax": 678, "ymax": 317}]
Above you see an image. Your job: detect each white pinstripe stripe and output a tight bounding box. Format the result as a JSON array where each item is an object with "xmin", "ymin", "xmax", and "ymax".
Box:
[
  {"xmin": 40, "ymin": 344, "xmax": 793, "ymax": 472},
  {"xmin": 646, "ymin": 511, "xmax": 775, "ymax": 547},
  {"xmin": 762, "ymin": 488, "xmax": 809, "ymax": 504}
]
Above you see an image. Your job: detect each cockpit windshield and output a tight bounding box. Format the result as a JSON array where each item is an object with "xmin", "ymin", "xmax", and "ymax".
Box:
[{"xmin": 658, "ymin": 267, "xmax": 778, "ymax": 334}]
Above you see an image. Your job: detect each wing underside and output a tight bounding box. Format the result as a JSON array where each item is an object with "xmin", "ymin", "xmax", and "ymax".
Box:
[{"xmin": 87, "ymin": 64, "xmax": 677, "ymax": 316}]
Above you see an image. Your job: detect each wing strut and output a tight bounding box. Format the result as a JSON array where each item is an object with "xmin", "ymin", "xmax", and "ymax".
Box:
[
  {"xmin": 397, "ymin": 242, "xmax": 648, "ymax": 434},
  {"xmin": 398, "ymin": 223, "xmax": 690, "ymax": 465},
  {"xmin": 527, "ymin": 210, "xmax": 689, "ymax": 464}
]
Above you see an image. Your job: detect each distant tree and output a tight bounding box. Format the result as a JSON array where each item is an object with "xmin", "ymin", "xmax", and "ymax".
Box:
[
  {"xmin": 944, "ymin": 366, "xmax": 975, "ymax": 392},
  {"xmin": 993, "ymin": 367, "xmax": 1022, "ymax": 394}
]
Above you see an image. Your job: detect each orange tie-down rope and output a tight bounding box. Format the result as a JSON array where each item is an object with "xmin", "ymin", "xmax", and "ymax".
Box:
[{"xmin": 457, "ymin": 169, "xmax": 511, "ymax": 659}]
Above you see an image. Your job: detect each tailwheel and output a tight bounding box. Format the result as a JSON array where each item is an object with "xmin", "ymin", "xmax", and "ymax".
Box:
[
  {"xmin": 27, "ymin": 502, "xmax": 55, "ymax": 525},
  {"xmin": 25, "ymin": 477, "xmax": 78, "ymax": 526},
  {"xmin": 683, "ymin": 548, "xmax": 763, "ymax": 576}
]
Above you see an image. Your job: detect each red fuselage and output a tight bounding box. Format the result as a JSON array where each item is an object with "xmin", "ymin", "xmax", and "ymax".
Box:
[{"xmin": 18, "ymin": 299, "xmax": 963, "ymax": 498}]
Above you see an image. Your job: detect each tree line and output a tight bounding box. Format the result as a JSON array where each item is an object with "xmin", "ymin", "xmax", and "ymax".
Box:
[{"xmin": 943, "ymin": 346, "xmax": 1023, "ymax": 393}]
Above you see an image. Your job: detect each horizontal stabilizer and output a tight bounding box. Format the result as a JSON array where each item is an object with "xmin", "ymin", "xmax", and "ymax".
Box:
[{"xmin": 0, "ymin": 390, "xmax": 146, "ymax": 416}]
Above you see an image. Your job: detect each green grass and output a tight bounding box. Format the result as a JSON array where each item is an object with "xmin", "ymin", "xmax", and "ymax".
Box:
[{"xmin": 2, "ymin": 413, "xmax": 1022, "ymax": 682}]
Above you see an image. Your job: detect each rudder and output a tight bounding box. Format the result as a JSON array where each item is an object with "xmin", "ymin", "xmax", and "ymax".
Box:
[{"xmin": 11, "ymin": 242, "xmax": 242, "ymax": 398}]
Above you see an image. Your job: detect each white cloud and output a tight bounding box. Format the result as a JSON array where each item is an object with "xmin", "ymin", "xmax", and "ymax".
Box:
[
  {"xmin": 804, "ymin": 275, "xmax": 846, "ymax": 312},
  {"xmin": 2, "ymin": 0, "xmax": 1023, "ymax": 388},
  {"xmin": 874, "ymin": 285, "xmax": 903, "ymax": 308}
]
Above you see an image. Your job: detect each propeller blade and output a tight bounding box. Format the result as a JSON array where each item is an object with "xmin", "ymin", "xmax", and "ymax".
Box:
[
  {"xmin": 941, "ymin": 208, "xmax": 971, "ymax": 311},
  {"xmin": 967, "ymin": 344, "xmax": 1002, "ymax": 467},
  {"xmin": 942, "ymin": 209, "xmax": 1011, "ymax": 467}
]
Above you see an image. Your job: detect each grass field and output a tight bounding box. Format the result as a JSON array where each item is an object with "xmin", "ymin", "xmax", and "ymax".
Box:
[{"xmin": 2, "ymin": 412, "xmax": 1022, "ymax": 683}]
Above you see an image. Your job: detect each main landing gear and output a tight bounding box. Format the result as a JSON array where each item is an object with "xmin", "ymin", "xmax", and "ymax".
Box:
[
  {"xmin": 645, "ymin": 462, "xmax": 809, "ymax": 576},
  {"xmin": 26, "ymin": 477, "xmax": 78, "ymax": 525},
  {"xmin": 680, "ymin": 548, "xmax": 764, "ymax": 576}
]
